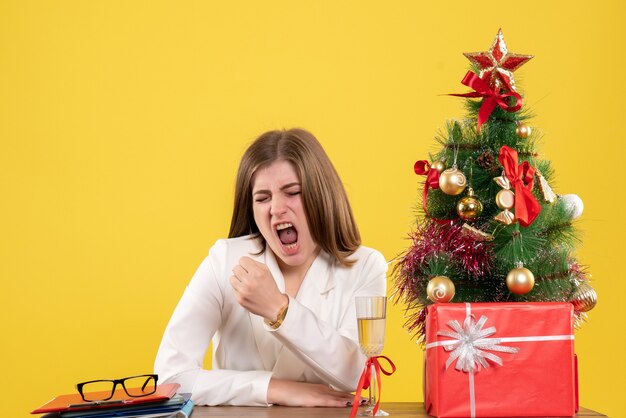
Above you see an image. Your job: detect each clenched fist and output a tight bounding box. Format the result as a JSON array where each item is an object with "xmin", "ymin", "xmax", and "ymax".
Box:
[{"xmin": 230, "ymin": 256, "xmax": 288, "ymax": 322}]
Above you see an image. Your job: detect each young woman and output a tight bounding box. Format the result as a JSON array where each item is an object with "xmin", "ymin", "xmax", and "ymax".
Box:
[{"xmin": 154, "ymin": 128, "xmax": 387, "ymax": 407}]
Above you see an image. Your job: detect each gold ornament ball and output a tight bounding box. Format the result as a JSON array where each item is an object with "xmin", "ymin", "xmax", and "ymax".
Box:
[
  {"xmin": 572, "ymin": 282, "xmax": 597, "ymax": 312},
  {"xmin": 438, "ymin": 167, "xmax": 467, "ymax": 196},
  {"xmin": 495, "ymin": 189, "xmax": 515, "ymax": 210},
  {"xmin": 431, "ymin": 160, "xmax": 446, "ymax": 172},
  {"xmin": 457, "ymin": 195, "xmax": 483, "ymax": 221},
  {"xmin": 515, "ymin": 124, "xmax": 532, "ymax": 139},
  {"xmin": 506, "ymin": 266, "xmax": 535, "ymax": 295},
  {"xmin": 427, "ymin": 276, "xmax": 456, "ymax": 303}
]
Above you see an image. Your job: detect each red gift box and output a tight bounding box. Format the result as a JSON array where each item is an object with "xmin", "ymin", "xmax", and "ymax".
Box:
[{"xmin": 424, "ymin": 302, "xmax": 578, "ymax": 417}]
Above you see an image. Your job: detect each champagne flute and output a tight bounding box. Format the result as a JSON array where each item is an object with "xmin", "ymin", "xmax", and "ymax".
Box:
[{"xmin": 355, "ymin": 296, "xmax": 389, "ymax": 417}]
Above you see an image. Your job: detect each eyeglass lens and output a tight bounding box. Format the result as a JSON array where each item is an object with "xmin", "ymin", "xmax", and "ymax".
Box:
[{"xmin": 124, "ymin": 375, "xmax": 157, "ymax": 397}]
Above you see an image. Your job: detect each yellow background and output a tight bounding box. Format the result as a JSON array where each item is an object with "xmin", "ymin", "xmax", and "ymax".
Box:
[{"xmin": 1, "ymin": 1, "xmax": 624, "ymax": 417}]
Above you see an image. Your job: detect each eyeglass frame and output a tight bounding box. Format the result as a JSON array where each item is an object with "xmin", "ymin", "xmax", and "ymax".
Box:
[{"xmin": 76, "ymin": 374, "xmax": 159, "ymax": 402}]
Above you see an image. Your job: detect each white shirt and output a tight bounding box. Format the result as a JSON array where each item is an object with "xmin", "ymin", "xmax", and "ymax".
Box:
[{"xmin": 154, "ymin": 235, "xmax": 387, "ymax": 406}]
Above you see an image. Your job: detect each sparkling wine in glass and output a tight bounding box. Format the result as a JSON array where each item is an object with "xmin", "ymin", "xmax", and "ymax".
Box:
[{"xmin": 355, "ymin": 296, "xmax": 388, "ymax": 416}]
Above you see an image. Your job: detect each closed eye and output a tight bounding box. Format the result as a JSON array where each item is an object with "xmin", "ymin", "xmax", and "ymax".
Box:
[{"xmin": 253, "ymin": 192, "xmax": 271, "ymax": 202}]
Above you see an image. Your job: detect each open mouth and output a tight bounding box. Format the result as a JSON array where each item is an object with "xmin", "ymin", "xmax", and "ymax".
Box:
[{"xmin": 276, "ymin": 222, "xmax": 299, "ymax": 250}]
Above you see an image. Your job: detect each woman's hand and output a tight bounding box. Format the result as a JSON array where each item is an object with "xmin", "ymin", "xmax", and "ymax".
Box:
[
  {"xmin": 230, "ymin": 256, "xmax": 288, "ymax": 321},
  {"xmin": 267, "ymin": 378, "xmax": 357, "ymax": 407}
]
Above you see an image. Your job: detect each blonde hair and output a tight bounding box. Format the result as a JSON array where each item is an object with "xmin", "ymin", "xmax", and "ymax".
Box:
[{"xmin": 228, "ymin": 128, "xmax": 360, "ymax": 266}]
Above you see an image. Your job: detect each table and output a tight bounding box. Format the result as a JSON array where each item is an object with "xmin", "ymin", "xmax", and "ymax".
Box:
[{"xmin": 190, "ymin": 402, "xmax": 606, "ymax": 417}]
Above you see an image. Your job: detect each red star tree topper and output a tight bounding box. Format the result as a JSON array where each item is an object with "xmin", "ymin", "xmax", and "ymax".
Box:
[{"xmin": 463, "ymin": 29, "xmax": 533, "ymax": 92}]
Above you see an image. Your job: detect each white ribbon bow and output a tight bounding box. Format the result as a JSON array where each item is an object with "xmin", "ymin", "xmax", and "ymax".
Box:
[{"xmin": 438, "ymin": 315, "xmax": 520, "ymax": 373}]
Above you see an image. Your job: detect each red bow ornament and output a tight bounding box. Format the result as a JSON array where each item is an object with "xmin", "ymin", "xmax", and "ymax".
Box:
[
  {"xmin": 450, "ymin": 71, "xmax": 523, "ymax": 132},
  {"xmin": 414, "ymin": 159, "xmax": 441, "ymax": 198},
  {"xmin": 414, "ymin": 160, "xmax": 442, "ymax": 216},
  {"xmin": 414, "ymin": 161, "xmax": 457, "ymax": 224},
  {"xmin": 498, "ymin": 145, "xmax": 541, "ymax": 227},
  {"xmin": 349, "ymin": 356, "xmax": 396, "ymax": 418}
]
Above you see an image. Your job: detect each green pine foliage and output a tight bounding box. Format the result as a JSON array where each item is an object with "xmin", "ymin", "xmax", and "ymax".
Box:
[{"xmin": 394, "ymin": 84, "xmax": 591, "ymax": 342}]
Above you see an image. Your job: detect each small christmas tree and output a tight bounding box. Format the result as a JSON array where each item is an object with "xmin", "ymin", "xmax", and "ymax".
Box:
[{"xmin": 393, "ymin": 29, "xmax": 597, "ymax": 343}]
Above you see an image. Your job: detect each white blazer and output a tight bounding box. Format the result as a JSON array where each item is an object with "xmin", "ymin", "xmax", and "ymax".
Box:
[{"xmin": 154, "ymin": 235, "xmax": 387, "ymax": 406}]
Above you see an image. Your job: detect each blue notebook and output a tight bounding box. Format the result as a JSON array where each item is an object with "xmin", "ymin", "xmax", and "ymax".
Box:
[{"xmin": 52, "ymin": 394, "xmax": 193, "ymax": 418}]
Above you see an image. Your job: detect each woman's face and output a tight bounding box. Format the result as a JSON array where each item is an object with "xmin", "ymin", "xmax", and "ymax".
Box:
[{"xmin": 251, "ymin": 160, "xmax": 319, "ymax": 271}]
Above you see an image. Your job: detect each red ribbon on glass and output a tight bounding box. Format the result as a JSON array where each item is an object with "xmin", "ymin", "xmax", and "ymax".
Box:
[
  {"xmin": 498, "ymin": 145, "xmax": 541, "ymax": 227},
  {"xmin": 450, "ymin": 71, "xmax": 523, "ymax": 132},
  {"xmin": 349, "ymin": 356, "xmax": 396, "ymax": 418}
]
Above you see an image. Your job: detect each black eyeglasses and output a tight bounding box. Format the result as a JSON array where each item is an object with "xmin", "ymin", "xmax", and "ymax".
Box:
[{"xmin": 76, "ymin": 374, "xmax": 158, "ymax": 402}]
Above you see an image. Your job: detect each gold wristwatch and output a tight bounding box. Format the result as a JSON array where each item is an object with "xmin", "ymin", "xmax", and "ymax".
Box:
[{"xmin": 265, "ymin": 297, "xmax": 289, "ymax": 329}]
